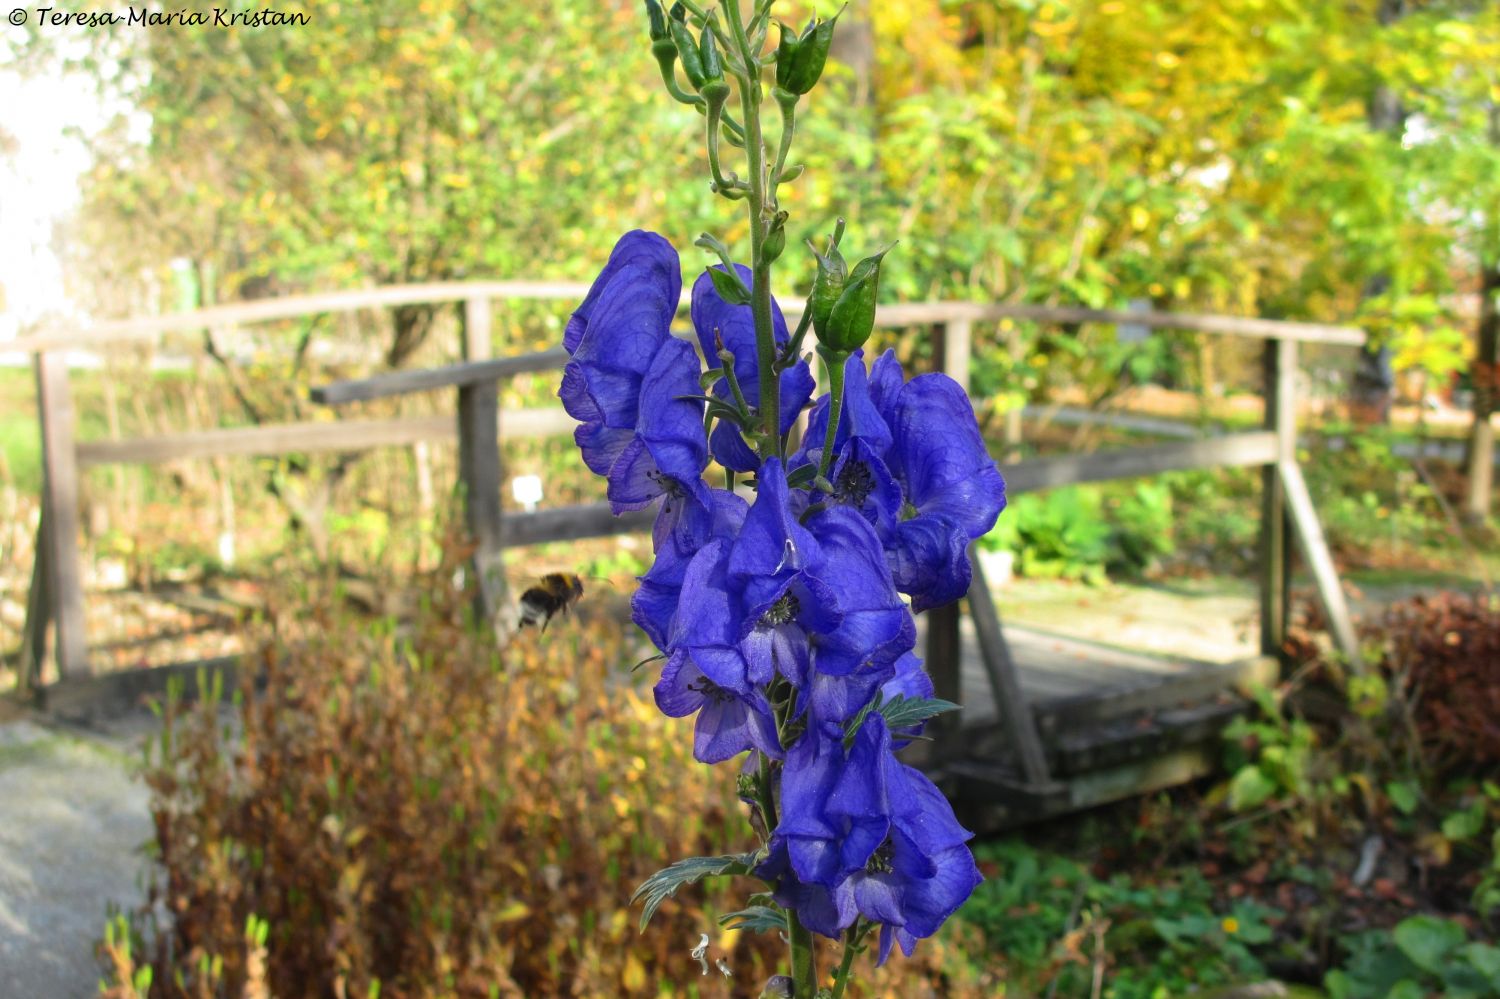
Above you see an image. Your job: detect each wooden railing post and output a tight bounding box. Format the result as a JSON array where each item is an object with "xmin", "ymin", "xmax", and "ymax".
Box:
[
  {"xmin": 1259, "ymin": 336, "xmax": 1294, "ymax": 661},
  {"xmin": 925, "ymin": 322, "xmax": 963, "ymax": 746},
  {"xmin": 458, "ymin": 295, "xmax": 508, "ymax": 629},
  {"xmin": 1003, "ymin": 322, "xmax": 1024, "ymax": 458},
  {"xmin": 33, "ymin": 352, "xmax": 90, "ymax": 680}
]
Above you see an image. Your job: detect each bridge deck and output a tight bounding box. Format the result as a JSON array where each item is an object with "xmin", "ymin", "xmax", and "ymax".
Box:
[{"xmin": 935, "ymin": 618, "xmax": 1277, "ymax": 830}]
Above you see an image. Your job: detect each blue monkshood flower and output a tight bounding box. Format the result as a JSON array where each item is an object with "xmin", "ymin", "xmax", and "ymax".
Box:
[
  {"xmin": 691, "ymin": 266, "xmax": 815, "ymax": 472},
  {"xmin": 633, "ymin": 486, "xmax": 747, "ymax": 650},
  {"xmin": 797, "ymin": 349, "xmax": 1006, "ymax": 612},
  {"xmin": 653, "ymin": 537, "xmax": 783, "ymax": 763},
  {"xmin": 762, "ymin": 714, "xmax": 981, "ymax": 958},
  {"xmin": 560, "ymin": 230, "xmax": 682, "ymax": 476},
  {"xmin": 726, "ymin": 461, "xmax": 914, "ymax": 704},
  {"xmin": 560, "ymin": 232, "xmax": 717, "ymax": 548},
  {"xmin": 775, "ymin": 718, "xmax": 893, "ymax": 890}
]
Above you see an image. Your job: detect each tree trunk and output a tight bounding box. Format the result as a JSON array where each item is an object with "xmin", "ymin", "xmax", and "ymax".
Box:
[{"xmin": 1464, "ymin": 261, "xmax": 1499, "ymax": 522}]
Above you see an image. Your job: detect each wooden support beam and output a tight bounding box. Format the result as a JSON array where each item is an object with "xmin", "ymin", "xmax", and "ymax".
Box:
[
  {"xmin": 1000, "ymin": 432, "xmax": 1278, "ymax": 493},
  {"xmin": 19, "ymin": 518, "xmax": 49, "ymax": 691},
  {"xmin": 1279, "ymin": 460, "xmax": 1362, "ymax": 665},
  {"xmin": 76, "ymin": 409, "xmax": 578, "ymax": 468},
  {"xmin": 311, "ymin": 348, "xmax": 568, "ymax": 405},
  {"xmin": 924, "ymin": 322, "xmax": 963, "ymax": 758},
  {"xmin": 458, "ymin": 379, "xmax": 506, "ymax": 626},
  {"xmin": 463, "ymin": 296, "xmax": 493, "ymax": 361},
  {"xmin": 34, "ymin": 353, "xmax": 89, "ymax": 680},
  {"xmin": 967, "ymin": 553, "xmax": 1053, "ymax": 787},
  {"xmin": 499, "ymin": 502, "xmax": 655, "ymax": 548},
  {"xmin": 1260, "ymin": 338, "xmax": 1295, "ymax": 660},
  {"xmin": 40, "ymin": 656, "xmax": 240, "ymax": 721},
  {"xmin": 942, "ymin": 319, "xmax": 972, "ymax": 391}
]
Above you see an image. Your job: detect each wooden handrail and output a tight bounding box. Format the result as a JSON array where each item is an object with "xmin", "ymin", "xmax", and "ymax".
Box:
[
  {"xmin": 10, "ymin": 281, "xmax": 1365, "ymax": 353},
  {"xmin": 311, "ymin": 347, "xmax": 569, "ymax": 405}
]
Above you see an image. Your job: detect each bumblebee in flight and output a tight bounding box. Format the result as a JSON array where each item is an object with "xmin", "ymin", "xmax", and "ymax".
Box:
[{"xmin": 518, "ymin": 572, "xmax": 585, "ymax": 631}]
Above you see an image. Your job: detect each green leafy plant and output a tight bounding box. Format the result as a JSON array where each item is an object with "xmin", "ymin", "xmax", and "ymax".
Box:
[
  {"xmin": 1327, "ymin": 915, "xmax": 1500, "ymax": 999},
  {"xmin": 958, "ymin": 839, "xmax": 1279, "ymax": 999}
]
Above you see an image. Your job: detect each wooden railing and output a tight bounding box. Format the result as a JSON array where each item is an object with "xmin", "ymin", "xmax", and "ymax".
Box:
[{"xmin": 16, "ymin": 281, "xmax": 1365, "ymax": 714}]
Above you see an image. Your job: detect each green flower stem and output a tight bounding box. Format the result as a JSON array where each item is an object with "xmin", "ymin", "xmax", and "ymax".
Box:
[
  {"xmin": 705, "ymin": 99, "xmax": 743, "ymax": 198},
  {"xmin": 788, "ymin": 910, "xmax": 818, "ymax": 998},
  {"xmin": 816, "ymin": 348, "xmax": 848, "ymax": 480},
  {"xmin": 779, "ymin": 307, "xmax": 813, "ymax": 371},
  {"xmin": 829, "ymin": 927, "xmax": 860, "ymax": 999},
  {"xmin": 770, "ymin": 90, "xmax": 798, "ymax": 193},
  {"xmin": 717, "ymin": 348, "xmax": 754, "ymax": 417},
  {"xmin": 725, "ymin": 0, "xmax": 780, "ymax": 461}
]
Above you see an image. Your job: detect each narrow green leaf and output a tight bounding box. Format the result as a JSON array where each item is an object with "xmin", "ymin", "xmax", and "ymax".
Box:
[
  {"xmin": 718, "ymin": 905, "xmax": 788, "ymax": 935},
  {"xmin": 630, "ymin": 853, "xmax": 754, "ymax": 932},
  {"xmin": 879, "ymin": 694, "xmax": 961, "ymax": 733}
]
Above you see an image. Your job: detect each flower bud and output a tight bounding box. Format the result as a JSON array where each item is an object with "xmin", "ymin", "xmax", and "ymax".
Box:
[
  {"xmin": 671, "ymin": 19, "xmax": 707, "ymax": 90},
  {"xmin": 819, "ymin": 245, "xmax": 892, "ymax": 355},
  {"xmin": 761, "ymin": 211, "xmax": 788, "ymax": 266},
  {"xmin": 808, "ymin": 242, "xmax": 847, "ymax": 341},
  {"xmin": 759, "ymin": 976, "xmax": 794, "ymax": 999},
  {"xmin": 698, "ymin": 26, "xmax": 731, "ymax": 104},
  {"xmin": 644, "ymin": 0, "xmax": 668, "ymax": 42},
  {"xmin": 775, "ymin": 15, "xmax": 839, "ymax": 95}
]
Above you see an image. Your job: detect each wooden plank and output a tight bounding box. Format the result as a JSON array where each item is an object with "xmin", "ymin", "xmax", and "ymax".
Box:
[
  {"xmin": 457, "ymin": 381, "xmax": 506, "ymax": 622},
  {"xmin": 463, "ymin": 296, "xmax": 493, "ymax": 361},
  {"xmin": 942, "ymin": 319, "xmax": 972, "ymax": 391},
  {"xmin": 1260, "ymin": 338, "xmax": 1295, "ymax": 659},
  {"xmin": 33, "ymin": 353, "xmax": 89, "ymax": 680},
  {"xmin": 13, "ymin": 282, "xmax": 593, "ymax": 353},
  {"xmin": 15, "ymin": 285, "xmax": 1365, "ymax": 355},
  {"xmin": 18, "ymin": 517, "xmax": 49, "ymax": 691},
  {"xmin": 77, "ymin": 408, "xmax": 578, "ymax": 468},
  {"xmin": 311, "ymin": 347, "xmax": 569, "ymax": 405},
  {"xmin": 1000, "ymin": 431, "xmax": 1278, "ymax": 493},
  {"xmin": 498, "ymin": 501, "xmax": 655, "ymax": 548},
  {"xmin": 41, "ymin": 656, "xmax": 240, "ymax": 721},
  {"xmin": 78, "ymin": 415, "xmax": 454, "ymax": 466},
  {"xmin": 966, "ymin": 553, "xmax": 1052, "ymax": 786},
  {"xmin": 949, "ymin": 746, "xmax": 1219, "ymax": 832},
  {"xmin": 1278, "ymin": 460, "xmax": 1362, "ymax": 665},
  {"xmin": 865, "ymin": 302, "xmax": 1365, "ymax": 346}
]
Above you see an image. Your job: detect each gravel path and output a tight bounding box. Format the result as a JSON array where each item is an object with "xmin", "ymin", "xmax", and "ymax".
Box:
[{"xmin": 0, "ymin": 707, "xmax": 152, "ymax": 999}]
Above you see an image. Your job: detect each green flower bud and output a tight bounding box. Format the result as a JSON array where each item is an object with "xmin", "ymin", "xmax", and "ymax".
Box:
[
  {"xmin": 761, "ymin": 211, "xmax": 788, "ymax": 266},
  {"xmin": 699, "ymin": 25, "xmax": 724, "ymax": 83},
  {"xmin": 820, "ymin": 245, "xmax": 893, "ymax": 355},
  {"xmin": 776, "ymin": 14, "xmax": 839, "ymax": 96},
  {"xmin": 808, "ymin": 241, "xmax": 847, "ymax": 340},
  {"xmin": 644, "ymin": 0, "xmax": 669, "ymax": 42},
  {"xmin": 671, "ymin": 20, "xmax": 706, "ymax": 90},
  {"xmin": 774, "ymin": 23, "xmax": 802, "ymax": 92}
]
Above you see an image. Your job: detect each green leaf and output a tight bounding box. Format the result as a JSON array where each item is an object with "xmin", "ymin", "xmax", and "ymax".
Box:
[
  {"xmin": 879, "ymin": 695, "xmax": 961, "ymax": 733},
  {"xmin": 630, "ymin": 854, "xmax": 755, "ymax": 932},
  {"xmin": 785, "ymin": 464, "xmax": 819, "ymax": 488},
  {"xmin": 699, "ymin": 367, "xmax": 725, "ymax": 391},
  {"xmin": 718, "ymin": 905, "xmax": 788, "ymax": 934},
  {"xmin": 1461, "ymin": 942, "xmax": 1500, "ymax": 990},
  {"xmin": 708, "ymin": 265, "xmax": 752, "ymax": 306},
  {"xmin": 1384, "ymin": 980, "xmax": 1426, "ymax": 999},
  {"xmin": 1227, "ymin": 766, "xmax": 1278, "ymax": 812},
  {"xmin": 1441, "ymin": 804, "xmax": 1485, "ymax": 842},
  {"xmin": 1386, "ymin": 781, "xmax": 1419, "ymax": 816},
  {"xmin": 1392, "ymin": 915, "xmax": 1466, "ymax": 974}
]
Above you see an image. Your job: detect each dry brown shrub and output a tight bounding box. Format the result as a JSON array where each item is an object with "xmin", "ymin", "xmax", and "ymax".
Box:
[
  {"xmin": 1382, "ymin": 591, "xmax": 1500, "ymax": 773},
  {"xmin": 101, "ymin": 559, "xmax": 993, "ymax": 998}
]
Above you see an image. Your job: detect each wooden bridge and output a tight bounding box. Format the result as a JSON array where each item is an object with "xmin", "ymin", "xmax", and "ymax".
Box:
[{"xmin": 10, "ymin": 283, "xmax": 1365, "ymax": 827}]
